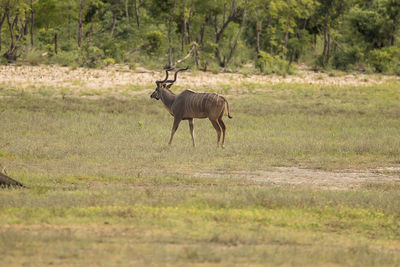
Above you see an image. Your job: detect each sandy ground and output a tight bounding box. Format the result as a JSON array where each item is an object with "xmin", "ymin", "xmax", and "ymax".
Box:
[{"xmin": 1, "ymin": 64, "xmax": 399, "ymax": 94}]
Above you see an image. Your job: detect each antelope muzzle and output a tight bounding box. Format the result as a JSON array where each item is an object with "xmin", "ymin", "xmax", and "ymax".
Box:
[{"xmin": 150, "ymin": 90, "xmax": 160, "ymax": 100}]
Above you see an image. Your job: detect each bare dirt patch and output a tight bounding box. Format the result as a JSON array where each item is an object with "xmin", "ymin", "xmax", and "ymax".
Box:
[{"xmin": 194, "ymin": 167, "xmax": 400, "ymax": 190}]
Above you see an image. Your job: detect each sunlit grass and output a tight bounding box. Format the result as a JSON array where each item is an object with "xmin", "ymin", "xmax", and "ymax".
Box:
[{"xmin": 0, "ymin": 81, "xmax": 400, "ymax": 265}]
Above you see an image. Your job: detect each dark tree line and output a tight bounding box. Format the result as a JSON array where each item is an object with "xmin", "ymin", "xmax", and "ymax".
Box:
[{"xmin": 0, "ymin": 0, "xmax": 399, "ymax": 73}]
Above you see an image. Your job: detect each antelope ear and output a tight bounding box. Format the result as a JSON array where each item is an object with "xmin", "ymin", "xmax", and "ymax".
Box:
[{"xmin": 166, "ymin": 84, "xmax": 173, "ymax": 89}]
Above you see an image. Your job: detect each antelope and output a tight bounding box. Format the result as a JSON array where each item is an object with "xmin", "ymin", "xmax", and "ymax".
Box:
[{"xmin": 150, "ymin": 68, "xmax": 232, "ymax": 148}]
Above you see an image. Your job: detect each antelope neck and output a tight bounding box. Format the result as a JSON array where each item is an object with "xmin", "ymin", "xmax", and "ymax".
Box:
[{"xmin": 160, "ymin": 88, "xmax": 176, "ymax": 113}]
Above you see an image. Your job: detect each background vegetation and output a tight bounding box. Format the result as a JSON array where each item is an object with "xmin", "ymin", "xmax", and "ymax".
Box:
[{"xmin": 0, "ymin": 0, "xmax": 400, "ymax": 73}]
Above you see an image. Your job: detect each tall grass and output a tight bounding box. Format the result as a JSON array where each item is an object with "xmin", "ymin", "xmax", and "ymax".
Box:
[
  {"xmin": 1, "ymin": 82, "xmax": 399, "ymax": 180},
  {"xmin": 0, "ymin": 81, "xmax": 399, "ymax": 265}
]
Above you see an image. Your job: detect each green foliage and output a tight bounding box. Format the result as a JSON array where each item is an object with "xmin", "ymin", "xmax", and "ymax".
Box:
[
  {"xmin": 368, "ymin": 46, "xmax": 400, "ymax": 74},
  {"xmin": 23, "ymin": 49, "xmax": 44, "ymax": 66},
  {"xmin": 38, "ymin": 28, "xmax": 56, "ymax": 46},
  {"xmin": 0, "ymin": 0, "xmax": 399, "ymax": 72},
  {"xmin": 146, "ymin": 31, "xmax": 164, "ymax": 54},
  {"xmin": 348, "ymin": 1, "xmax": 399, "ymax": 49},
  {"xmin": 332, "ymin": 46, "xmax": 364, "ymax": 70},
  {"xmin": 81, "ymin": 46, "xmax": 105, "ymax": 68},
  {"xmin": 103, "ymin": 57, "xmax": 115, "ymax": 66},
  {"xmin": 50, "ymin": 51, "xmax": 79, "ymax": 67},
  {"xmin": 255, "ymin": 51, "xmax": 294, "ymax": 75}
]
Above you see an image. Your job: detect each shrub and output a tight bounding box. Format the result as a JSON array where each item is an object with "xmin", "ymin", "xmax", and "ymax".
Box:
[
  {"xmin": 332, "ymin": 46, "xmax": 364, "ymax": 71},
  {"xmin": 81, "ymin": 45, "xmax": 105, "ymax": 68},
  {"xmin": 24, "ymin": 49, "xmax": 45, "ymax": 66},
  {"xmin": 368, "ymin": 46, "xmax": 400, "ymax": 74},
  {"xmin": 45, "ymin": 44, "xmax": 55, "ymax": 56},
  {"xmin": 50, "ymin": 51, "xmax": 79, "ymax": 67},
  {"xmin": 255, "ymin": 51, "xmax": 294, "ymax": 75},
  {"xmin": 103, "ymin": 57, "xmax": 115, "ymax": 66},
  {"xmin": 146, "ymin": 31, "xmax": 163, "ymax": 54},
  {"xmin": 38, "ymin": 28, "xmax": 56, "ymax": 46},
  {"xmin": 255, "ymin": 51, "xmax": 275, "ymax": 74}
]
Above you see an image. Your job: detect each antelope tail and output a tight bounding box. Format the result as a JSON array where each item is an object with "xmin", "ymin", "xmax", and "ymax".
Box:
[{"xmin": 225, "ymin": 99, "xmax": 232, "ymax": 119}]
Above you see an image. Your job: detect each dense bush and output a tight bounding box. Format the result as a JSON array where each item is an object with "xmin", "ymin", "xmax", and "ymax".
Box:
[
  {"xmin": 368, "ymin": 46, "xmax": 400, "ymax": 74},
  {"xmin": 255, "ymin": 51, "xmax": 294, "ymax": 75},
  {"xmin": 146, "ymin": 31, "xmax": 164, "ymax": 54},
  {"xmin": 332, "ymin": 46, "xmax": 364, "ymax": 71}
]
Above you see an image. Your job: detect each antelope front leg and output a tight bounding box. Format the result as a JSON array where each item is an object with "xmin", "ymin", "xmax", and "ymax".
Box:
[
  {"xmin": 188, "ymin": 119, "xmax": 195, "ymax": 147},
  {"xmin": 168, "ymin": 117, "xmax": 182, "ymax": 145}
]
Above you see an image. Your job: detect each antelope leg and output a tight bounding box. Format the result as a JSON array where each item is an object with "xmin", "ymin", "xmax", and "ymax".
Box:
[
  {"xmin": 210, "ymin": 119, "xmax": 222, "ymax": 148},
  {"xmin": 188, "ymin": 118, "xmax": 195, "ymax": 147},
  {"xmin": 218, "ymin": 117, "xmax": 226, "ymax": 148},
  {"xmin": 168, "ymin": 117, "xmax": 182, "ymax": 145}
]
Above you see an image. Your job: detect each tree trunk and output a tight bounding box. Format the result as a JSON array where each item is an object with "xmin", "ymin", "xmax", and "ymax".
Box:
[
  {"xmin": 54, "ymin": 32, "xmax": 58, "ymax": 54},
  {"xmin": 134, "ymin": 0, "xmax": 140, "ymax": 28},
  {"xmin": 181, "ymin": 5, "xmax": 186, "ymax": 51},
  {"xmin": 321, "ymin": 11, "xmax": 331, "ymax": 66},
  {"xmin": 110, "ymin": 14, "xmax": 116, "ymax": 37},
  {"xmin": 225, "ymin": 4, "xmax": 247, "ymax": 66},
  {"xmin": 256, "ymin": 20, "xmax": 261, "ymax": 53},
  {"xmin": 282, "ymin": 22, "xmax": 289, "ymax": 60},
  {"xmin": 267, "ymin": 15, "xmax": 273, "ymax": 54},
  {"xmin": 289, "ymin": 46, "xmax": 296, "ymax": 65},
  {"xmin": 322, "ymin": 22, "xmax": 328, "ymax": 65},
  {"xmin": 199, "ymin": 18, "xmax": 206, "ymax": 46},
  {"xmin": 187, "ymin": 3, "xmax": 193, "ymax": 43},
  {"xmin": 327, "ymin": 32, "xmax": 331, "ymax": 61},
  {"xmin": 214, "ymin": 1, "xmax": 238, "ymax": 67},
  {"xmin": 24, "ymin": 8, "xmax": 28, "ymax": 35},
  {"xmin": 68, "ymin": 12, "xmax": 71, "ymax": 40},
  {"xmin": 167, "ymin": 11, "xmax": 173, "ymax": 67},
  {"xmin": 30, "ymin": 0, "xmax": 34, "ymax": 47},
  {"xmin": 78, "ymin": 0, "xmax": 83, "ymax": 49},
  {"xmin": 5, "ymin": 12, "xmax": 20, "ymax": 61},
  {"xmin": 0, "ymin": 13, "xmax": 6, "ymax": 52},
  {"xmin": 194, "ymin": 43, "xmax": 200, "ymax": 67},
  {"xmin": 125, "ymin": 0, "xmax": 129, "ymax": 21}
]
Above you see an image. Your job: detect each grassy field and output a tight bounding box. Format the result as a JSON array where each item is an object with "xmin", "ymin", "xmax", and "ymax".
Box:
[{"xmin": 0, "ymin": 67, "xmax": 399, "ymax": 266}]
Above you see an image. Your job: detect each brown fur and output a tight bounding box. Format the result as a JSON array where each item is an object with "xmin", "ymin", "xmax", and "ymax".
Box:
[{"xmin": 151, "ymin": 71, "xmax": 232, "ymax": 148}]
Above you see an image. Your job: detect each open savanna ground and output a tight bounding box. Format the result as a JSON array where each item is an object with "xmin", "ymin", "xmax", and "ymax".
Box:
[{"xmin": 0, "ymin": 65, "xmax": 399, "ymax": 266}]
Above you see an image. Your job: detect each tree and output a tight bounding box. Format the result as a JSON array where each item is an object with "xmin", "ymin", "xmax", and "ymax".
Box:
[
  {"xmin": 348, "ymin": 0, "xmax": 400, "ymax": 50},
  {"xmin": 315, "ymin": 0, "xmax": 349, "ymax": 65},
  {"xmin": 207, "ymin": 0, "xmax": 248, "ymax": 68},
  {"xmin": 3, "ymin": 0, "xmax": 30, "ymax": 61}
]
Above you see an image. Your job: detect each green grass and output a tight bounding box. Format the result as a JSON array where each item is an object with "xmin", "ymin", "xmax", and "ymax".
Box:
[
  {"xmin": 0, "ymin": 80, "xmax": 400, "ymax": 265},
  {"xmin": 0, "ymin": 181, "xmax": 399, "ymax": 265}
]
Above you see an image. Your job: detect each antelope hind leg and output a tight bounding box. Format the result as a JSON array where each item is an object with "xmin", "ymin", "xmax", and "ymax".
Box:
[
  {"xmin": 218, "ymin": 118, "xmax": 226, "ymax": 148},
  {"xmin": 210, "ymin": 119, "xmax": 222, "ymax": 148}
]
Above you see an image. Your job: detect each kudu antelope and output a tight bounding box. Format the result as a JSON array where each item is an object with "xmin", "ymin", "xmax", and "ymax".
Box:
[{"xmin": 150, "ymin": 68, "xmax": 232, "ymax": 148}]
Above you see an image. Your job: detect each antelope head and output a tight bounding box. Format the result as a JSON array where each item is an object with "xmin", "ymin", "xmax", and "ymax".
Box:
[
  {"xmin": 151, "ymin": 69, "xmax": 171, "ymax": 100},
  {"xmin": 150, "ymin": 68, "xmax": 188, "ymax": 100}
]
